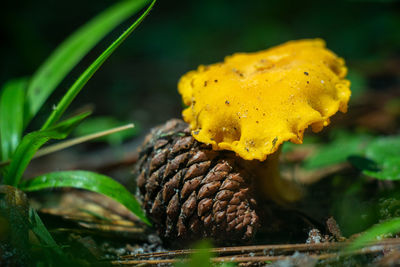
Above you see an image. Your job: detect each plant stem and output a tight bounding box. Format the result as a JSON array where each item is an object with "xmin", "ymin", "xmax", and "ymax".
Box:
[{"xmin": 0, "ymin": 124, "xmax": 134, "ymax": 167}]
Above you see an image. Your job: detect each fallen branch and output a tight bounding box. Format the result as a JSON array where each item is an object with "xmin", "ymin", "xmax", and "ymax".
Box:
[{"xmin": 110, "ymin": 238, "xmax": 400, "ymax": 265}]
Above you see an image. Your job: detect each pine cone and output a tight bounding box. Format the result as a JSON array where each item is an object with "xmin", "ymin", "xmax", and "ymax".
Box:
[{"xmin": 134, "ymin": 119, "xmax": 259, "ymax": 245}]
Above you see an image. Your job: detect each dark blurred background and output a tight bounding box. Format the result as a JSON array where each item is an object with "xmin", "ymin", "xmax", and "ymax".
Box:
[
  {"xmin": 1, "ymin": 0, "xmax": 399, "ymax": 131},
  {"xmin": 1, "ymin": 0, "xmax": 400, "ymax": 242}
]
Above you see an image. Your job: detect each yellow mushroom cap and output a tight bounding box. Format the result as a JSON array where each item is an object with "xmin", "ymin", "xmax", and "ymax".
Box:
[{"xmin": 178, "ymin": 39, "xmax": 351, "ymax": 161}]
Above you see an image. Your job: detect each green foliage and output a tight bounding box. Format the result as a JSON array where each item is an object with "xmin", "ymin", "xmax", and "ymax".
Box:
[
  {"xmin": 332, "ymin": 186, "xmax": 380, "ymax": 237},
  {"xmin": 20, "ymin": 170, "xmax": 150, "ymax": 225},
  {"xmin": 302, "ymin": 130, "xmax": 400, "ymax": 181},
  {"xmin": 219, "ymin": 263, "xmax": 237, "ymax": 267},
  {"xmin": 362, "ymin": 137, "xmax": 400, "ymax": 180},
  {"xmin": 0, "ymin": 0, "xmax": 155, "ymax": 218},
  {"xmin": 379, "ymin": 198, "xmax": 400, "ymax": 221},
  {"xmin": 41, "ymin": 0, "xmax": 155, "ymax": 130},
  {"xmin": 303, "ymin": 131, "xmax": 371, "ymax": 170},
  {"xmin": 74, "ymin": 117, "xmax": 138, "ymax": 145},
  {"xmin": 24, "ymin": 0, "xmax": 150, "ymax": 126},
  {"xmin": 0, "ymin": 0, "xmax": 156, "ymax": 260},
  {"xmin": 174, "ymin": 240, "xmax": 215, "ymax": 267},
  {"xmin": 348, "ymin": 136, "xmax": 400, "ymax": 180},
  {"xmin": 347, "ymin": 155, "xmax": 379, "ymax": 173},
  {"xmin": 28, "ymin": 208, "xmax": 62, "ymax": 255},
  {"xmin": 3, "ymin": 112, "xmax": 90, "ymax": 187},
  {"xmin": 366, "ymin": 136, "xmax": 400, "ymax": 164},
  {"xmin": 346, "ymin": 217, "xmax": 400, "ymax": 252},
  {"xmin": 0, "ymin": 78, "xmax": 27, "ymax": 161}
]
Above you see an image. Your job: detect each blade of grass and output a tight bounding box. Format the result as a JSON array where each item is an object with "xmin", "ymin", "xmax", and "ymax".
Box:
[
  {"xmin": 29, "ymin": 208, "xmax": 63, "ymax": 255},
  {"xmin": 24, "ymin": 0, "xmax": 150, "ymax": 126},
  {"xmin": 0, "ymin": 123, "xmax": 134, "ymax": 167},
  {"xmin": 346, "ymin": 217, "xmax": 400, "ymax": 252},
  {"xmin": 0, "ymin": 78, "xmax": 28, "ymax": 160},
  {"xmin": 20, "ymin": 170, "xmax": 150, "ymax": 225},
  {"xmin": 4, "ymin": 112, "xmax": 90, "ymax": 187},
  {"xmin": 41, "ymin": 0, "xmax": 156, "ymax": 130}
]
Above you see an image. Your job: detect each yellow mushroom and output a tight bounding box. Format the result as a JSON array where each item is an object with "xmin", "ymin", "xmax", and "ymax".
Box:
[{"xmin": 178, "ymin": 39, "xmax": 351, "ymax": 203}]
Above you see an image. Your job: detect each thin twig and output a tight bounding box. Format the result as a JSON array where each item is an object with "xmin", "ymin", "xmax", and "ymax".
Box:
[
  {"xmin": 0, "ymin": 124, "xmax": 134, "ymax": 167},
  {"xmin": 111, "ymin": 238, "xmax": 400, "ymax": 265},
  {"xmin": 120, "ymin": 242, "xmax": 344, "ymax": 259},
  {"xmin": 109, "ymin": 252, "xmax": 351, "ymax": 265}
]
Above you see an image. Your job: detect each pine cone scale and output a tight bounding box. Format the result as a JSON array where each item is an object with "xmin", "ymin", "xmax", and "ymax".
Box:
[
  {"xmin": 171, "ymin": 136, "xmax": 194, "ymax": 154},
  {"xmin": 166, "ymin": 193, "xmax": 179, "ymax": 218},
  {"xmin": 198, "ymin": 181, "xmax": 221, "ymax": 199},
  {"xmin": 217, "ymin": 190, "xmax": 233, "ymax": 201},
  {"xmin": 162, "ymin": 172, "xmax": 181, "ymax": 202},
  {"xmin": 181, "ymin": 192, "xmax": 197, "ymax": 219},
  {"xmin": 198, "ymin": 198, "xmax": 213, "ymax": 216},
  {"xmin": 181, "ymin": 176, "xmax": 202, "ymax": 200},
  {"xmin": 149, "ymin": 148, "xmax": 168, "ymax": 172},
  {"xmin": 164, "ymin": 152, "xmax": 190, "ymax": 178},
  {"xmin": 184, "ymin": 161, "xmax": 211, "ymax": 180}
]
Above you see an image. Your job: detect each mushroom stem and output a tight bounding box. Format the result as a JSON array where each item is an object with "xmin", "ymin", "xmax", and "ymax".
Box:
[{"xmin": 251, "ymin": 147, "xmax": 302, "ymax": 204}]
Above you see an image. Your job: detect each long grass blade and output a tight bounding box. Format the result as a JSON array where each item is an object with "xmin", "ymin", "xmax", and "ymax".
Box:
[
  {"xmin": 29, "ymin": 208, "xmax": 63, "ymax": 255},
  {"xmin": 346, "ymin": 218, "xmax": 400, "ymax": 252},
  {"xmin": 20, "ymin": 170, "xmax": 150, "ymax": 225},
  {"xmin": 41, "ymin": 0, "xmax": 156, "ymax": 130},
  {"xmin": 24, "ymin": 0, "xmax": 150, "ymax": 126},
  {"xmin": 0, "ymin": 78, "xmax": 28, "ymax": 160},
  {"xmin": 4, "ymin": 112, "xmax": 90, "ymax": 186}
]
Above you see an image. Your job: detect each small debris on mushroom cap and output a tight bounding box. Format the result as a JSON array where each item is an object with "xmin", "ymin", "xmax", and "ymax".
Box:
[{"xmin": 178, "ymin": 39, "xmax": 351, "ymax": 161}]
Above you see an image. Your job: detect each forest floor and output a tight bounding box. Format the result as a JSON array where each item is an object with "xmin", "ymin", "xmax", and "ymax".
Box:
[{"xmin": 13, "ymin": 60, "xmax": 400, "ymax": 266}]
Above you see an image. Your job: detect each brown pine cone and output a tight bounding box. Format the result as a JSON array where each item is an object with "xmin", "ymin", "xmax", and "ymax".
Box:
[{"xmin": 134, "ymin": 119, "xmax": 259, "ymax": 245}]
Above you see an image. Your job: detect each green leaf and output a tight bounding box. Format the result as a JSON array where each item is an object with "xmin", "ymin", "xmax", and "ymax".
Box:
[
  {"xmin": 346, "ymin": 217, "xmax": 400, "ymax": 252},
  {"xmin": 4, "ymin": 112, "xmax": 90, "ymax": 186},
  {"xmin": 219, "ymin": 263, "xmax": 237, "ymax": 267},
  {"xmin": 348, "ymin": 156, "xmax": 379, "ymax": 172},
  {"xmin": 24, "ymin": 0, "xmax": 150, "ymax": 126},
  {"xmin": 363, "ymin": 157, "xmax": 400, "ymax": 180},
  {"xmin": 352, "ymin": 136, "xmax": 400, "ymax": 180},
  {"xmin": 20, "ymin": 170, "xmax": 150, "ymax": 225},
  {"xmin": 29, "ymin": 208, "xmax": 63, "ymax": 255},
  {"xmin": 365, "ymin": 136, "xmax": 400, "ymax": 162},
  {"xmin": 303, "ymin": 132, "xmax": 371, "ymax": 170},
  {"xmin": 41, "ymin": 0, "xmax": 156, "ymax": 130},
  {"xmin": 175, "ymin": 240, "xmax": 214, "ymax": 267},
  {"xmin": 0, "ymin": 78, "xmax": 28, "ymax": 160}
]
